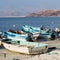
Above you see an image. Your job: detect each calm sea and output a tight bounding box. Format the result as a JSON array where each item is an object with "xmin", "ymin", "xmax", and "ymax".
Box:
[{"xmin": 0, "ymin": 17, "xmax": 60, "ymax": 32}]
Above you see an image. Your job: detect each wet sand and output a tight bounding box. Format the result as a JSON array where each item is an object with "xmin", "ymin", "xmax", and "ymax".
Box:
[{"xmin": 0, "ymin": 39, "xmax": 60, "ymax": 60}]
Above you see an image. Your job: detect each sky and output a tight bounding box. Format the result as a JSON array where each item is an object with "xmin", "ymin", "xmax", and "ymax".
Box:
[{"xmin": 0, "ymin": 0, "xmax": 60, "ymax": 13}]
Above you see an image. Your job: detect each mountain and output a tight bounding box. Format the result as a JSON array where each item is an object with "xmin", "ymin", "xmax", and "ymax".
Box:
[
  {"xmin": 0, "ymin": 9, "xmax": 60, "ymax": 17},
  {"xmin": 0, "ymin": 9, "xmax": 27, "ymax": 17},
  {"xmin": 27, "ymin": 10, "xmax": 60, "ymax": 17}
]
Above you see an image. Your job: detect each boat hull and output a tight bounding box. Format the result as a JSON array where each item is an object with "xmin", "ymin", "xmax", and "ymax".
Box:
[{"xmin": 3, "ymin": 42, "xmax": 48, "ymax": 54}]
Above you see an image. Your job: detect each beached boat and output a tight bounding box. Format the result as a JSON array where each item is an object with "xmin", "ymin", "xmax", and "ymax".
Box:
[
  {"xmin": 3, "ymin": 32, "xmax": 28, "ymax": 38},
  {"xmin": 2, "ymin": 31, "xmax": 28, "ymax": 39},
  {"xmin": 2, "ymin": 31, "xmax": 40, "ymax": 41},
  {"xmin": 38, "ymin": 34, "xmax": 53, "ymax": 40},
  {"xmin": 22, "ymin": 25, "xmax": 40, "ymax": 33},
  {"xmin": 22, "ymin": 25, "xmax": 57, "ymax": 40},
  {"xmin": 2, "ymin": 40, "xmax": 48, "ymax": 54},
  {"xmin": 22, "ymin": 25, "xmax": 47, "ymax": 33},
  {"xmin": 1, "ymin": 32, "xmax": 34, "ymax": 42},
  {"xmin": 2, "ymin": 31, "xmax": 56, "ymax": 41},
  {"xmin": 7, "ymin": 29, "xmax": 40, "ymax": 37}
]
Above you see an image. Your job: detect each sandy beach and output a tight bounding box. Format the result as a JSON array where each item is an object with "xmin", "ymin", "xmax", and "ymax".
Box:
[
  {"xmin": 0, "ymin": 47, "xmax": 60, "ymax": 60},
  {"xmin": 0, "ymin": 39, "xmax": 60, "ymax": 60},
  {"xmin": 0, "ymin": 47, "xmax": 31, "ymax": 60}
]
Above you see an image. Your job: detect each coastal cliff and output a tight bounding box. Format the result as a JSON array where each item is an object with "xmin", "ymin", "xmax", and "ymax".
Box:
[{"xmin": 27, "ymin": 10, "xmax": 60, "ymax": 17}]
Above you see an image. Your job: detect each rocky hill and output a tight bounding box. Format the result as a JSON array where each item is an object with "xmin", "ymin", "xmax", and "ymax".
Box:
[
  {"xmin": 27, "ymin": 10, "xmax": 60, "ymax": 17},
  {"xmin": 0, "ymin": 9, "xmax": 60, "ymax": 17}
]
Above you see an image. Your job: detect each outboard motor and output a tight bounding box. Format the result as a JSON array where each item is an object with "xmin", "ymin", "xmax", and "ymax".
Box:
[
  {"xmin": 27, "ymin": 32, "xmax": 34, "ymax": 42},
  {"xmin": 40, "ymin": 25, "xmax": 45, "ymax": 30},
  {"xmin": 51, "ymin": 32, "xmax": 56, "ymax": 40}
]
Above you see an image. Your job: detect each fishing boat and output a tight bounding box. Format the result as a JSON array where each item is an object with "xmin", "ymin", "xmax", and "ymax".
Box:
[
  {"xmin": 22, "ymin": 25, "xmax": 47, "ymax": 33},
  {"xmin": 2, "ymin": 30, "xmax": 40, "ymax": 41},
  {"xmin": 2, "ymin": 31, "xmax": 28, "ymax": 39},
  {"xmin": 1, "ymin": 32, "xmax": 33, "ymax": 42},
  {"xmin": 22, "ymin": 25, "xmax": 57, "ymax": 40},
  {"xmin": 38, "ymin": 34, "xmax": 53, "ymax": 40},
  {"xmin": 22, "ymin": 25, "xmax": 51, "ymax": 36},
  {"xmin": 2, "ymin": 40, "xmax": 48, "ymax": 54},
  {"xmin": 22, "ymin": 25, "xmax": 40, "ymax": 33}
]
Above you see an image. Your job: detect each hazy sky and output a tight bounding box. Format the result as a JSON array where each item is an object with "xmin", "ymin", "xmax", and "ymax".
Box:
[{"xmin": 0, "ymin": 0, "xmax": 60, "ymax": 12}]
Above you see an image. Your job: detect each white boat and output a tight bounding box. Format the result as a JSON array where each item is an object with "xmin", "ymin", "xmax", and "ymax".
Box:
[{"xmin": 2, "ymin": 41, "xmax": 48, "ymax": 54}]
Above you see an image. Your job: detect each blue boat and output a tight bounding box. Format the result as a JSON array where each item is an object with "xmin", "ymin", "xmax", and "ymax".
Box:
[
  {"xmin": 2, "ymin": 32, "xmax": 28, "ymax": 41},
  {"xmin": 22, "ymin": 25, "xmax": 57, "ymax": 40},
  {"xmin": 22, "ymin": 25, "xmax": 49, "ymax": 34},
  {"xmin": 22, "ymin": 25, "xmax": 40, "ymax": 33},
  {"xmin": 2, "ymin": 31, "xmax": 38, "ymax": 42}
]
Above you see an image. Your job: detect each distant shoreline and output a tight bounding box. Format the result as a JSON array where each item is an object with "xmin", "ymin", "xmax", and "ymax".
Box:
[
  {"xmin": 0, "ymin": 16, "xmax": 26, "ymax": 18},
  {"xmin": 0, "ymin": 16, "xmax": 60, "ymax": 18}
]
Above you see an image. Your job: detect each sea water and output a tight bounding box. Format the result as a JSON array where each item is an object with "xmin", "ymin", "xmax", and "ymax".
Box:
[{"xmin": 0, "ymin": 17, "xmax": 60, "ymax": 32}]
